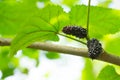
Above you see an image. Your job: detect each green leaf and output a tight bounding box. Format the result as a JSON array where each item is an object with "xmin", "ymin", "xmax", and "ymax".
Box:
[
  {"xmin": 37, "ymin": 5, "xmax": 69, "ymax": 31},
  {"xmin": 0, "ymin": 47, "xmax": 18, "ymax": 78},
  {"xmin": 22, "ymin": 48, "xmax": 39, "ymax": 59},
  {"xmin": 2, "ymin": 68, "xmax": 14, "ymax": 79},
  {"xmin": 0, "ymin": 47, "xmax": 18, "ymax": 70},
  {"xmin": 20, "ymin": 68, "xmax": 29, "ymax": 74},
  {"xmin": 46, "ymin": 52, "xmax": 60, "ymax": 59},
  {"xmin": 81, "ymin": 59, "xmax": 95, "ymax": 80},
  {"xmin": 69, "ymin": 5, "xmax": 120, "ymax": 38},
  {"xmin": 39, "ymin": 0, "xmax": 50, "ymax": 2},
  {"xmin": 97, "ymin": 65, "xmax": 120, "ymax": 80},
  {"xmin": 62, "ymin": 0, "xmax": 79, "ymax": 6},
  {"xmin": 22, "ymin": 48, "xmax": 39, "ymax": 66},
  {"xmin": 98, "ymin": 0, "xmax": 112, "ymax": 7},
  {"xmin": 10, "ymin": 26, "xmax": 59, "ymax": 56},
  {"xmin": 9, "ymin": 4, "xmax": 120, "ymax": 56},
  {"xmin": 104, "ymin": 32, "xmax": 120, "ymax": 56},
  {"xmin": 0, "ymin": 0, "xmax": 38, "ymax": 36},
  {"xmin": 10, "ymin": 5, "xmax": 68, "ymax": 56}
]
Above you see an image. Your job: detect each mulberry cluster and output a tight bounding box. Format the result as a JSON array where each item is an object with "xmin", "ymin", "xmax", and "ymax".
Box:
[
  {"xmin": 62, "ymin": 26, "xmax": 87, "ymax": 38},
  {"xmin": 87, "ymin": 38, "xmax": 102, "ymax": 59}
]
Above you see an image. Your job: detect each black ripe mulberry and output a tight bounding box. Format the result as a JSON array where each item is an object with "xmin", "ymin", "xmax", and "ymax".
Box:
[
  {"xmin": 87, "ymin": 38, "xmax": 102, "ymax": 59},
  {"xmin": 62, "ymin": 26, "xmax": 87, "ymax": 38}
]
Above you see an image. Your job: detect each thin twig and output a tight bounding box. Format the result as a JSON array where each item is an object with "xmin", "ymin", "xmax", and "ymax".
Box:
[
  {"xmin": 58, "ymin": 33, "xmax": 87, "ymax": 45},
  {"xmin": 0, "ymin": 38, "xmax": 120, "ymax": 66}
]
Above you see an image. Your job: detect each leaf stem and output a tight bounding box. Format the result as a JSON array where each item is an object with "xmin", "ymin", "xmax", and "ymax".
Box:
[
  {"xmin": 58, "ymin": 33, "xmax": 87, "ymax": 45},
  {"xmin": 86, "ymin": 0, "xmax": 91, "ymax": 40}
]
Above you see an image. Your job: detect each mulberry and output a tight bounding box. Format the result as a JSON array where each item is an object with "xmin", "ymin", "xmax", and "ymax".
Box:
[
  {"xmin": 87, "ymin": 38, "xmax": 102, "ymax": 59},
  {"xmin": 62, "ymin": 26, "xmax": 87, "ymax": 38}
]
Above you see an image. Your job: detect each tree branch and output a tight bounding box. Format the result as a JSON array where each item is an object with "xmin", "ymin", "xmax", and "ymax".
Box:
[{"xmin": 0, "ymin": 38, "xmax": 120, "ymax": 66}]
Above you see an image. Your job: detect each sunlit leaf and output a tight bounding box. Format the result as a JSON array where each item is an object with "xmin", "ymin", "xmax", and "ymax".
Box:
[
  {"xmin": 0, "ymin": 47, "xmax": 18, "ymax": 79},
  {"xmin": 0, "ymin": 0, "xmax": 38, "ymax": 36},
  {"xmin": 81, "ymin": 59, "xmax": 95, "ymax": 80},
  {"xmin": 104, "ymin": 32, "xmax": 120, "ymax": 56},
  {"xmin": 22, "ymin": 48, "xmax": 39, "ymax": 66},
  {"xmin": 39, "ymin": 0, "xmax": 50, "ymax": 2},
  {"xmin": 98, "ymin": 0, "xmax": 112, "ymax": 7},
  {"xmin": 62, "ymin": 0, "xmax": 79, "ymax": 6},
  {"xmin": 46, "ymin": 52, "xmax": 60, "ymax": 59},
  {"xmin": 97, "ymin": 65, "xmax": 120, "ymax": 80},
  {"xmin": 21, "ymin": 68, "xmax": 29, "ymax": 74},
  {"xmin": 2, "ymin": 68, "xmax": 14, "ymax": 79},
  {"xmin": 10, "ymin": 5, "xmax": 69, "ymax": 56},
  {"xmin": 22, "ymin": 48, "xmax": 39, "ymax": 59},
  {"xmin": 69, "ymin": 5, "xmax": 120, "ymax": 38}
]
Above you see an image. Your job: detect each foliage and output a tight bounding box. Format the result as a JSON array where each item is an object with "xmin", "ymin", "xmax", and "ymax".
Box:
[
  {"xmin": 9, "ymin": 4, "xmax": 120, "ymax": 56},
  {"xmin": 0, "ymin": 47, "xmax": 18, "ymax": 78},
  {"xmin": 62, "ymin": 0, "xmax": 79, "ymax": 6},
  {"xmin": 82, "ymin": 59, "xmax": 95, "ymax": 80},
  {"xmin": 97, "ymin": 65, "xmax": 120, "ymax": 80},
  {"xmin": 104, "ymin": 32, "xmax": 120, "ymax": 56},
  {"xmin": 0, "ymin": 0, "xmax": 120, "ymax": 79},
  {"xmin": 98, "ymin": 0, "xmax": 112, "ymax": 7},
  {"xmin": 46, "ymin": 52, "xmax": 60, "ymax": 59},
  {"xmin": 69, "ymin": 5, "xmax": 120, "ymax": 38},
  {"xmin": 9, "ymin": 5, "xmax": 69, "ymax": 56}
]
